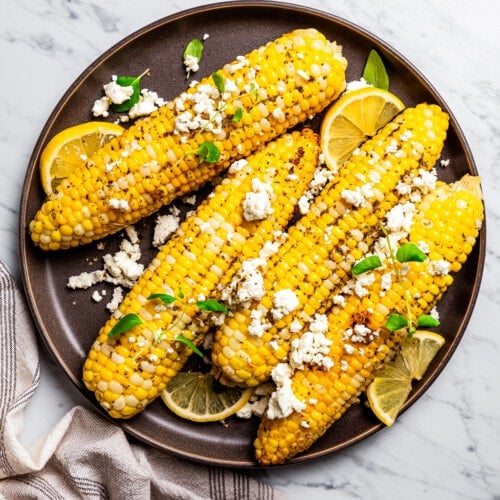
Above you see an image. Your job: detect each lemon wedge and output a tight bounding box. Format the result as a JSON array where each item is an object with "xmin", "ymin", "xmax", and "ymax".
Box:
[
  {"xmin": 161, "ymin": 372, "xmax": 254, "ymax": 422},
  {"xmin": 39, "ymin": 121, "xmax": 124, "ymax": 195},
  {"xmin": 366, "ymin": 330, "xmax": 445, "ymax": 426},
  {"xmin": 320, "ymin": 86, "xmax": 404, "ymax": 170}
]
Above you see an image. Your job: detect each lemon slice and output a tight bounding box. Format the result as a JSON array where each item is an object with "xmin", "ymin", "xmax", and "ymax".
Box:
[
  {"xmin": 366, "ymin": 330, "xmax": 445, "ymax": 426},
  {"xmin": 320, "ymin": 87, "xmax": 405, "ymax": 170},
  {"xmin": 40, "ymin": 121, "xmax": 124, "ymax": 195},
  {"xmin": 161, "ymin": 372, "xmax": 254, "ymax": 422}
]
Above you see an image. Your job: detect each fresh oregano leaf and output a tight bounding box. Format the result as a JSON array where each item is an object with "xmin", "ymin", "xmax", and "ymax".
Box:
[
  {"xmin": 352, "ymin": 255, "xmax": 382, "ymax": 275},
  {"xmin": 111, "ymin": 69, "xmax": 149, "ymax": 113},
  {"xmin": 417, "ymin": 314, "xmax": 441, "ymax": 328},
  {"xmin": 232, "ymin": 107, "xmax": 243, "ymax": 123},
  {"xmin": 212, "ymin": 72, "xmax": 225, "ymax": 94},
  {"xmin": 108, "ymin": 313, "xmax": 143, "ymax": 338},
  {"xmin": 362, "ymin": 49, "xmax": 389, "ymax": 90},
  {"xmin": 385, "ymin": 313, "xmax": 409, "ymax": 332},
  {"xmin": 197, "ymin": 299, "xmax": 228, "ymax": 313},
  {"xmin": 396, "ymin": 243, "xmax": 427, "ymax": 263},
  {"xmin": 175, "ymin": 334, "xmax": 203, "ymax": 357},
  {"xmin": 196, "ymin": 141, "xmax": 220, "ymax": 163},
  {"xmin": 183, "ymin": 38, "xmax": 204, "ymax": 63},
  {"xmin": 148, "ymin": 293, "xmax": 176, "ymax": 304}
]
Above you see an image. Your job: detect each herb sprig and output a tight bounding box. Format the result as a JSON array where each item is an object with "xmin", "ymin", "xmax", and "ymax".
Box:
[
  {"xmin": 362, "ymin": 49, "xmax": 389, "ymax": 90},
  {"xmin": 108, "ymin": 290, "xmax": 228, "ymax": 358},
  {"xmin": 353, "ymin": 229, "xmax": 440, "ymax": 337},
  {"xmin": 111, "ymin": 69, "xmax": 150, "ymax": 113}
]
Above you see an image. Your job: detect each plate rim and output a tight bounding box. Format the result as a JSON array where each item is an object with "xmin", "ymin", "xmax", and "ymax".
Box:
[{"xmin": 18, "ymin": 0, "xmax": 486, "ymax": 468}]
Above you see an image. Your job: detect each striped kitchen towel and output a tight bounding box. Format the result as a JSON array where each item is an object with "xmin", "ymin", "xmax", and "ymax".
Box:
[{"xmin": 0, "ymin": 260, "xmax": 284, "ymax": 500}]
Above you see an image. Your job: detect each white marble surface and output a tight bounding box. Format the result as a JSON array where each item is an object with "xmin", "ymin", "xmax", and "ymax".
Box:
[{"xmin": 1, "ymin": 0, "xmax": 499, "ymax": 498}]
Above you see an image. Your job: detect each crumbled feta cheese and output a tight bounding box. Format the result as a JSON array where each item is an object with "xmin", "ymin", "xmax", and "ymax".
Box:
[
  {"xmin": 248, "ymin": 309, "xmax": 271, "ymax": 337},
  {"xmin": 271, "ymin": 289, "xmax": 299, "ymax": 320},
  {"xmin": 103, "ymin": 79, "xmax": 134, "ymax": 105},
  {"xmin": 109, "ymin": 198, "xmax": 130, "ymax": 212},
  {"xmin": 242, "ymin": 179, "xmax": 274, "ymax": 221},
  {"xmin": 228, "ymin": 158, "xmax": 248, "ymax": 174},
  {"xmin": 290, "ymin": 314, "xmax": 333, "ymax": 370},
  {"xmin": 429, "ymin": 306, "xmax": 440, "ymax": 321},
  {"xmin": 67, "ymin": 226, "xmax": 144, "ymax": 292},
  {"xmin": 341, "ymin": 187, "xmax": 368, "ymax": 207},
  {"xmin": 153, "ymin": 213, "xmax": 180, "ymax": 247},
  {"xmin": 344, "ymin": 343, "xmax": 355, "ymax": 354},
  {"xmin": 221, "ymin": 258, "xmax": 266, "ymax": 306},
  {"xmin": 236, "ymin": 383, "xmax": 274, "ymax": 419},
  {"xmin": 345, "ymin": 78, "xmax": 371, "ymax": 92},
  {"xmin": 184, "ymin": 54, "xmax": 200, "ymax": 74},
  {"xmin": 92, "ymin": 96, "xmax": 111, "ymax": 117},
  {"xmin": 299, "ymin": 166, "xmax": 335, "ymax": 214},
  {"xmin": 385, "ymin": 201, "xmax": 415, "ymax": 233},
  {"xmin": 289, "ymin": 319, "xmax": 303, "ymax": 333},
  {"xmin": 428, "ymin": 259, "xmax": 450, "ymax": 276},
  {"xmin": 259, "ymin": 240, "xmax": 280, "ymax": 259},
  {"xmin": 333, "ymin": 294, "xmax": 346, "ymax": 307},
  {"xmin": 128, "ymin": 89, "xmax": 164, "ymax": 119},
  {"xmin": 91, "ymin": 290, "xmax": 104, "ymax": 303},
  {"xmin": 412, "ymin": 168, "xmax": 437, "ymax": 193},
  {"xmin": 106, "ymin": 287, "xmax": 123, "ymax": 313},
  {"xmin": 440, "ymin": 158, "xmax": 450, "ymax": 168},
  {"xmin": 266, "ymin": 363, "xmax": 306, "ymax": 419}
]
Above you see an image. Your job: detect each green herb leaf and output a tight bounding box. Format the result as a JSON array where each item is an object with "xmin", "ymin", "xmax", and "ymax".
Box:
[
  {"xmin": 175, "ymin": 334, "xmax": 203, "ymax": 357},
  {"xmin": 416, "ymin": 314, "xmax": 441, "ymax": 328},
  {"xmin": 148, "ymin": 293, "xmax": 176, "ymax": 304},
  {"xmin": 212, "ymin": 72, "xmax": 225, "ymax": 94},
  {"xmin": 385, "ymin": 313, "xmax": 408, "ymax": 332},
  {"xmin": 396, "ymin": 243, "xmax": 427, "ymax": 263},
  {"xmin": 108, "ymin": 313, "xmax": 143, "ymax": 338},
  {"xmin": 196, "ymin": 141, "xmax": 220, "ymax": 163},
  {"xmin": 111, "ymin": 69, "xmax": 149, "ymax": 113},
  {"xmin": 177, "ymin": 289, "xmax": 185, "ymax": 299},
  {"xmin": 232, "ymin": 107, "xmax": 243, "ymax": 123},
  {"xmin": 183, "ymin": 38, "xmax": 204, "ymax": 63},
  {"xmin": 352, "ymin": 255, "xmax": 382, "ymax": 275},
  {"xmin": 362, "ymin": 49, "xmax": 389, "ymax": 91},
  {"xmin": 197, "ymin": 299, "xmax": 228, "ymax": 313}
]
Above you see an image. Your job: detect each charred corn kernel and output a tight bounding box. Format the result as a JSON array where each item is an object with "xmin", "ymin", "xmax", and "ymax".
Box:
[
  {"xmin": 254, "ymin": 175, "xmax": 484, "ymax": 465},
  {"xmin": 212, "ymin": 103, "xmax": 450, "ymax": 388},
  {"xmin": 30, "ymin": 29, "xmax": 346, "ymax": 251},
  {"xmin": 83, "ymin": 129, "xmax": 321, "ymax": 418}
]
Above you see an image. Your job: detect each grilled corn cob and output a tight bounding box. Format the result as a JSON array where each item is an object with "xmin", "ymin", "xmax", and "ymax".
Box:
[
  {"xmin": 211, "ymin": 103, "xmax": 449, "ymax": 388},
  {"xmin": 82, "ymin": 129, "xmax": 320, "ymax": 419},
  {"xmin": 254, "ymin": 175, "xmax": 484, "ymax": 465},
  {"xmin": 29, "ymin": 28, "xmax": 346, "ymax": 251}
]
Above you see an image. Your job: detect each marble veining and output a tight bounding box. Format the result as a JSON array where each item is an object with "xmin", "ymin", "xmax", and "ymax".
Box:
[{"xmin": 1, "ymin": 1, "xmax": 499, "ymax": 498}]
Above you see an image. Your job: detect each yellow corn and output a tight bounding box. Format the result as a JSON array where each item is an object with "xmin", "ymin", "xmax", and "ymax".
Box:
[
  {"xmin": 29, "ymin": 28, "xmax": 346, "ymax": 251},
  {"xmin": 211, "ymin": 103, "xmax": 449, "ymax": 388},
  {"xmin": 82, "ymin": 129, "xmax": 320, "ymax": 418},
  {"xmin": 254, "ymin": 175, "xmax": 484, "ymax": 465}
]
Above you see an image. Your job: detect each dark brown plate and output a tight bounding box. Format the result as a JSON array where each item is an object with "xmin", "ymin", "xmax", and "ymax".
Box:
[{"xmin": 18, "ymin": 1, "xmax": 485, "ymax": 467}]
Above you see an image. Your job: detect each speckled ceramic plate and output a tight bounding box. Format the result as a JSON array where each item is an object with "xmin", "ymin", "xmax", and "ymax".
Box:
[{"xmin": 18, "ymin": 1, "xmax": 485, "ymax": 467}]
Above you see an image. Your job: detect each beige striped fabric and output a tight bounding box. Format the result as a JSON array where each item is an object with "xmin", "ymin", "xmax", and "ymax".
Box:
[{"xmin": 0, "ymin": 261, "xmax": 284, "ymax": 500}]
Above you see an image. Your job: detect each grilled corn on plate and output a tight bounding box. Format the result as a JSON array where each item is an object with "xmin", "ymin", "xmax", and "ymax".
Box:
[
  {"xmin": 253, "ymin": 175, "xmax": 483, "ymax": 465},
  {"xmin": 83, "ymin": 129, "xmax": 320, "ymax": 418},
  {"xmin": 211, "ymin": 103, "xmax": 449, "ymax": 388},
  {"xmin": 29, "ymin": 28, "xmax": 346, "ymax": 250}
]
